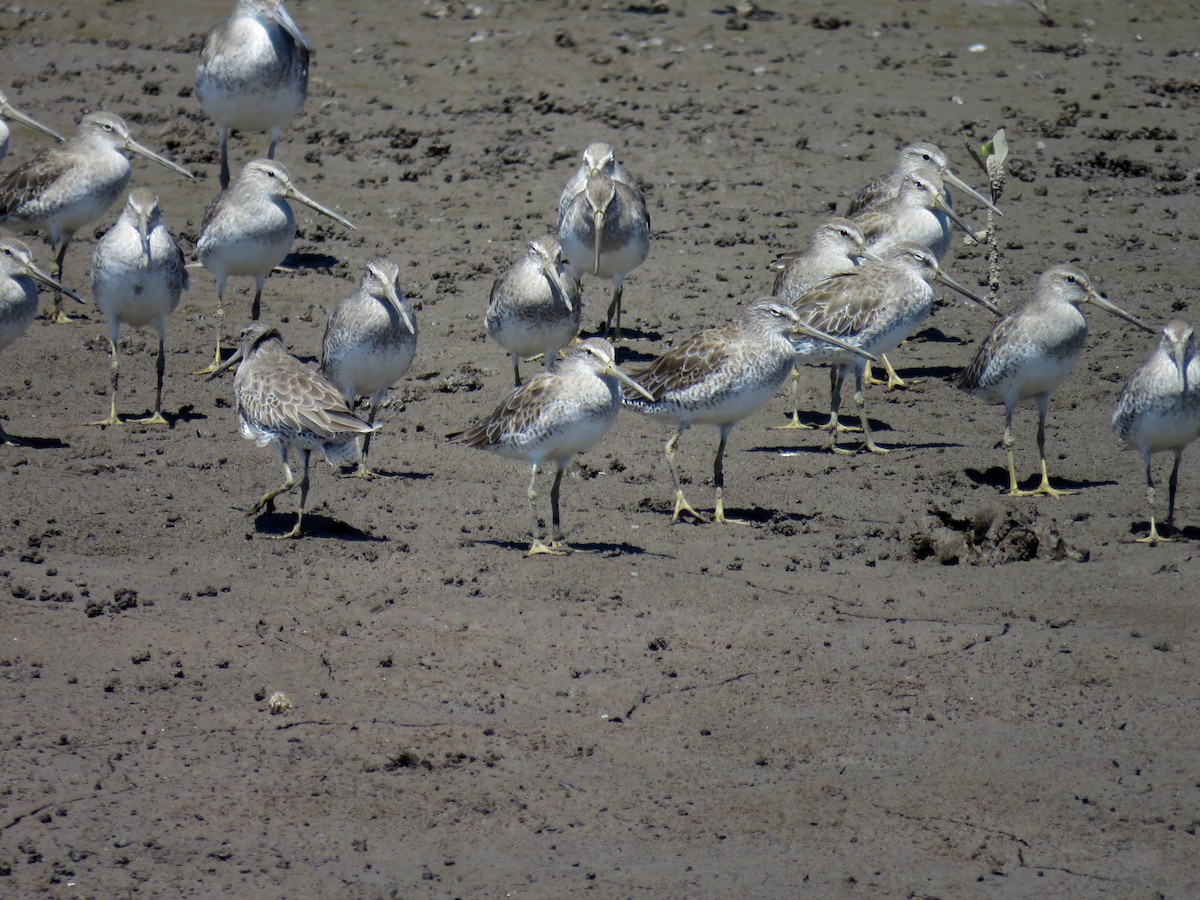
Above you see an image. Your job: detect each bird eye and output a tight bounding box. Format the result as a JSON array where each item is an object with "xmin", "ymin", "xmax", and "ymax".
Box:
[{"xmin": 1065, "ymin": 275, "xmax": 1077, "ymax": 284}]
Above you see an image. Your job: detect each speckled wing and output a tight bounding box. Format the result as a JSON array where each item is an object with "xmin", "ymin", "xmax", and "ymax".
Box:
[
  {"xmin": 198, "ymin": 188, "xmax": 231, "ymax": 235},
  {"xmin": 792, "ymin": 272, "xmax": 878, "ymax": 338},
  {"xmin": 846, "ymin": 173, "xmax": 891, "ymax": 217},
  {"xmin": 847, "ymin": 206, "xmax": 891, "ymax": 246},
  {"xmin": 241, "ymin": 360, "xmax": 373, "ymax": 441},
  {"xmin": 624, "ymin": 329, "xmax": 732, "ymax": 402},
  {"xmin": 0, "ymin": 147, "xmax": 69, "ymax": 218},
  {"xmin": 955, "ymin": 313, "xmax": 1024, "ymax": 393},
  {"xmin": 448, "ymin": 372, "xmax": 558, "ymax": 450}
]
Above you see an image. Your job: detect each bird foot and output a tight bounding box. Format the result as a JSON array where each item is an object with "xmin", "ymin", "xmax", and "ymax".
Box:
[
  {"xmin": 48, "ymin": 310, "xmax": 86, "ymax": 325},
  {"xmin": 527, "ymin": 539, "xmax": 569, "ymax": 557},
  {"xmin": 671, "ymin": 492, "xmax": 708, "ymax": 524},
  {"xmin": 128, "ymin": 412, "xmax": 169, "ymax": 426},
  {"xmin": 818, "ymin": 420, "xmax": 863, "ymax": 434},
  {"xmin": 714, "ymin": 503, "xmax": 751, "ymax": 526},
  {"xmin": 194, "ymin": 349, "xmax": 230, "ymax": 376},
  {"xmin": 770, "ymin": 418, "xmax": 815, "ymax": 431},
  {"xmin": 1010, "ymin": 482, "xmax": 1076, "ymax": 499},
  {"xmin": 270, "ymin": 523, "xmax": 303, "ymax": 540},
  {"xmin": 865, "ymin": 441, "xmax": 891, "ymax": 455},
  {"xmin": 831, "ymin": 443, "xmax": 857, "ymax": 456},
  {"xmin": 86, "ymin": 415, "xmax": 124, "ymax": 427},
  {"xmin": 881, "ymin": 375, "xmax": 913, "ymax": 391},
  {"xmin": 348, "ymin": 466, "xmax": 378, "ymax": 480},
  {"xmin": 250, "ymin": 497, "xmax": 277, "ymax": 516}
]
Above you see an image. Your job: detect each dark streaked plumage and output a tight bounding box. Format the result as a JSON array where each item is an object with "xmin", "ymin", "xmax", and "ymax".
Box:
[
  {"xmin": 448, "ymin": 338, "xmax": 649, "ymax": 556},
  {"xmin": 196, "ymin": 0, "xmax": 310, "ymax": 190},
  {"xmin": 320, "ymin": 258, "xmax": 417, "ymax": 478},
  {"xmin": 790, "ymin": 242, "xmax": 997, "ymax": 454},
  {"xmin": 211, "ymin": 323, "xmax": 376, "ymax": 539},
  {"xmin": 558, "ymin": 170, "xmax": 650, "ymax": 339},
  {"xmin": 0, "ymin": 111, "xmax": 192, "ymax": 323},
  {"xmin": 486, "ymin": 235, "xmax": 581, "ymax": 386},
  {"xmin": 195, "ymin": 159, "xmax": 355, "ymax": 373},
  {"xmin": 90, "ymin": 189, "xmax": 189, "ymax": 426},
  {"xmin": 1111, "ymin": 318, "xmax": 1200, "ymax": 543},
  {"xmin": 957, "ymin": 265, "xmax": 1152, "ymax": 498},
  {"xmin": 0, "ymin": 238, "xmax": 82, "ymax": 444},
  {"xmin": 0, "ymin": 89, "xmax": 63, "ymax": 166},
  {"xmin": 622, "ymin": 301, "xmax": 874, "ymax": 523}
]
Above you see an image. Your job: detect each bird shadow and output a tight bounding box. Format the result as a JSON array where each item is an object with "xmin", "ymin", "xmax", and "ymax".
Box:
[
  {"xmin": 468, "ymin": 538, "xmax": 660, "ymax": 558},
  {"xmin": 251, "ymin": 511, "xmax": 385, "ymax": 541},
  {"xmin": 582, "ymin": 325, "xmax": 662, "ymax": 344},
  {"xmin": 1126, "ymin": 522, "xmax": 1200, "ymax": 542},
  {"xmin": 909, "ymin": 326, "xmax": 971, "ymax": 345},
  {"xmin": 963, "ymin": 466, "xmax": 1118, "ymax": 492},
  {"xmin": 637, "ymin": 499, "xmax": 814, "ymax": 527},
  {"xmin": 616, "ymin": 347, "xmax": 663, "ymax": 366},
  {"xmin": 336, "ymin": 468, "xmax": 432, "ymax": 481},
  {"xmin": 279, "ymin": 252, "xmax": 341, "ymax": 273},
  {"xmin": 1, "ymin": 433, "xmax": 71, "ymax": 450},
  {"xmin": 883, "ymin": 364, "xmax": 963, "ymax": 382}
]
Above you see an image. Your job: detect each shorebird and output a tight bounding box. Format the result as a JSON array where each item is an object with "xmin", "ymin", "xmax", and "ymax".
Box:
[
  {"xmin": 1111, "ymin": 318, "xmax": 1200, "ymax": 543},
  {"xmin": 89, "ymin": 189, "xmax": 188, "ymax": 426},
  {"xmin": 622, "ymin": 301, "xmax": 875, "ymax": 524},
  {"xmin": 769, "ymin": 218, "xmax": 874, "ymax": 304},
  {"xmin": 847, "ymin": 141, "xmax": 1001, "ymax": 219},
  {"xmin": 558, "ymin": 170, "xmax": 650, "ymax": 340},
  {"xmin": 195, "ymin": 159, "xmax": 355, "ymax": 373},
  {"xmin": 790, "ymin": 242, "xmax": 999, "ymax": 454},
  {"xmin": 851, "ymin": 167, "xmax": 984, "ymax": 391},
  {"xmin": 320, "ymin": 258, "xmax": 417, "ymax": 478},
  {"xmin": 0, "ymin": 89, "xmax": 63, "ymax": 166},
  {"xmin": 769, "ymin": 217, "xmax": 875, "ymax": 428},
  {"xmin": 210, "ymin": 322, "xmax": 376, "ymax": 539},
  {"xmin": 486, "ymin": 235, "xmax": 580, "ymax": 386},
  {"xmin": 0, "ymin": 111, "xmax": 192, "ymax": 324},
  {"xmin": 956, "ymin": 265, "xmax": 1152, "ymax": 498},
  {"xmin": 0, "ymin": 238, "xmax": 82, "ymax": 444},
  {"xmin": 447, "ymin": 338, "xmax": 651, "ymax": 556},
  {"xmin": 196, "ymin": 0, "xmax": 309, "ymax": 190},
  {"xmin": 556, "ymin": 142, "xmax": 643, "ymax": 232}
]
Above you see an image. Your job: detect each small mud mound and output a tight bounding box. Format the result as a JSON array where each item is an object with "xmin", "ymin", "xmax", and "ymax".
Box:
[{"xmin": 910, "ymin": 504, "xmax": 1089, "ymax": 566}]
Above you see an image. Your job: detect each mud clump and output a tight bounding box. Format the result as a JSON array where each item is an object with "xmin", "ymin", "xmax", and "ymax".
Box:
[{"xmin": 910, "ymin": 504, "xmax": 1089, "ymax": 566}]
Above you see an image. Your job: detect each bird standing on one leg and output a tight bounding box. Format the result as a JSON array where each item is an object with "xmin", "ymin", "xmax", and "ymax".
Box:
[{"xmin": 1111, "ymin": 318, "xmax": 1200, "ymax": 543}]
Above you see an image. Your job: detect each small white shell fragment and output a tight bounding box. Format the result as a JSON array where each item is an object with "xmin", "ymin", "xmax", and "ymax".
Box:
[{"xmin": 268, "ymin": 691, "xmax": 294, "ymax": 715}]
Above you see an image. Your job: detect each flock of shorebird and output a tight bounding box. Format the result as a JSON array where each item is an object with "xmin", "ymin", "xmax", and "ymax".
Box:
[{"xmin": 1, "ymin": 0, "xmax": 1198, "ymax": 554}]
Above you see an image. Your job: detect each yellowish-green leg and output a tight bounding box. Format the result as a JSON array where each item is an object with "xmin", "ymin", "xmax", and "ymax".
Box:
[
  {"xmin": 771, "ymin": 367, "xmax": 814, "ymax": 430},
  {"xmin": 89, "ymin": 339, "xmax": 124, "ymax": 426},
  {"xmin": 526, "ymin": 462, "xmax": 566, "ymax": 556},
  {"xmin": 273, "ymin": 452, "xmax": 309, "ymax": 539},
  {"xmin": 195, "ymin": 292, "xmax": 227, "ymax": 375},
  {"xmin": 50, "ymin": 240, "xmax": 82, "ymax": 325},
  {"xmin": 130, "ymin": 329, "xmax": 169, "ymax": 425},
  {"xmin": 713, "ymin": 425, "xmax": 750, "ymax": 525},
  {"xmin": 665, "ymin": 427, "xmax": 706, "ymax": 523},
  {"xmin": 1012, "ymin": 398, "xmax": 1074, "ymax": 498}
]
